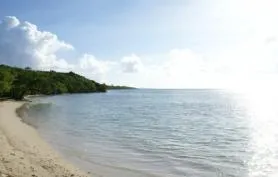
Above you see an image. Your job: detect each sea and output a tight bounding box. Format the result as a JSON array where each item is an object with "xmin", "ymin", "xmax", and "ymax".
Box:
[{"xmin": 22, "ymin": 89, "xmax": 278, "ymax": 177}]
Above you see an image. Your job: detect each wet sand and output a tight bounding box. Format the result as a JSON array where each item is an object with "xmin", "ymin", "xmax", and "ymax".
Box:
[{"xmin": 0, "ymin": 101, "xmax": 89, "ymax": 177}]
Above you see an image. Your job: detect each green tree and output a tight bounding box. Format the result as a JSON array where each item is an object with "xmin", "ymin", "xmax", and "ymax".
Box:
[
  {"xmin": 0, "ymin": 65, "xmax": 112, "ymax": 100},
  {"xmin": 0, "ymin": 70, "xmax": 13, "ymax": 96}
]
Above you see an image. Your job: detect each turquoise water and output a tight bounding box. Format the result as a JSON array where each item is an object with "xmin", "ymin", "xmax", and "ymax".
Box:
[{"xmin": 24, "ymin": 89, "xmax": 278, "ymax": 177}]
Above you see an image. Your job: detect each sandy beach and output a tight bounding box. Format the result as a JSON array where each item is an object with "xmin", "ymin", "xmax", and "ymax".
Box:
[{"xmin": 0, "ymin": 101, "xmax": 89, "ymax": 177}]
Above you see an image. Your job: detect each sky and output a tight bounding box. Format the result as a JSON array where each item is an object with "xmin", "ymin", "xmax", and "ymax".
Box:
[{"xmin": 0, "ymin": 0, "xmax": 278, "ymax": 89}]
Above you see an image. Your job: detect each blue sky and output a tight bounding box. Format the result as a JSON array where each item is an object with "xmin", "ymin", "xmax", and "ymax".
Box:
[
  {"xmin": 0, "ymin": 0, "xmax": 223, "ymax": 58},
  {"xmin": 0, "ymin": 0, "xmax": 192, "ymax": 58},
  {"xmin": 0, "ymin": 0, "xmax": 278, "ymax": 88}
]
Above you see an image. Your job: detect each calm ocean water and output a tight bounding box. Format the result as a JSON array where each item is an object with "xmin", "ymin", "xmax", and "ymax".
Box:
[{"xmin": 23, "ymin": 89, "xmax": 278, "ymax": 177}]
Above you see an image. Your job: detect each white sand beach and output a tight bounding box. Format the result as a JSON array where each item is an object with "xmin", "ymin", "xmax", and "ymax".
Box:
[{"xmin": 0, "ymin": 101, "xmax": 89, "ymax": 177}]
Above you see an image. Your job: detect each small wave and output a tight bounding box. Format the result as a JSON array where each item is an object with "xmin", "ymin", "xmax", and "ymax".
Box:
[{"xmin": 17, "ymin": 102, "xmax": 54, "ymax": 129}]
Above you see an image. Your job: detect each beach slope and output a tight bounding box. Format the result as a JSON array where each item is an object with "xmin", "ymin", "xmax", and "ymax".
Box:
[{"xmin": 0, "ymin": 101, "xmax": 88, "ymax": 177}]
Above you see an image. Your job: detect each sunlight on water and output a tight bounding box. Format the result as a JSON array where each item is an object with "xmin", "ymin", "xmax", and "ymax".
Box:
[
  {"xmin": 242, "ymin": 89, "xmax": 278, "ymax": 177},
  {"xmin": 25, "ymin": 89, "xmax": 278, "ymax": 177}
]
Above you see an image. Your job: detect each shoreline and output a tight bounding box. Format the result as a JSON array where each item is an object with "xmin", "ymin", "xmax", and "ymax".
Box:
[
  {"xmin": 13, "ymin": 97, "xmax": 159, "ymax": 177},
  {"xmin": 0, "ymin": 101, "xmax": 89, "ymax": 177}
]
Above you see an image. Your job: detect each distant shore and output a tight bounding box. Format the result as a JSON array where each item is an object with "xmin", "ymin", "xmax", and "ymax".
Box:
[{"xmin": 0, "ymin": 101, "xmax": 89, "ymax": 177}]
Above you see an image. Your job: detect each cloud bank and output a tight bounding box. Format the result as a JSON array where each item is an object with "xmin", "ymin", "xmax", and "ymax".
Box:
[
  {"xmin": 0, "ymin": 16, "xmax": 74, "ymax": 71},
  {"xmin": 121, "ymin": 54, "xmax": 143, "ymax": 73},
  {"xmin": 0, "ymin": 15, "xmax": 278, "ymax": 89},
  {"xmin": 0, "ymin": 16, "xmax": 111, "ymax": 82}
]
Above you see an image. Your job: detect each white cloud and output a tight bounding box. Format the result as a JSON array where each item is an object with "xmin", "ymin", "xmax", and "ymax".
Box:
[
  {"xmin": 265, "ymin": 36, "xmax": 277, "ymax": 45},
  {"xmin": 0, "ymin": 16, "xmax": 73, "ymax": 71},
  {"xmin": 121, "ymin": 54, "xmax": 143, "ymax": 73},
  {"xmin": 77, "ymin": 54, "xmax": 111, "ymax": 82},
  {"xmin": 108, "ymin": 49, "xmax": 211, "ymax": 88},
  {"xmin": 0, "ymin": 16, "xmax": 111, "ymax": 82},
  {"xmin": 211, "ymin": 36, "xmax": 278, "ymax": 76},
  {"xmin": 1, "ymin": 14, "xmax": 278, "ymax": 89},
  {"xmin": 113, "ymin": 37, "xmax": 278, "ymax": 88},
  {"xmin": 2, "ymin": 16, "xmax": 20, "ymax": 28},
  {"xmin": 165, "ymin": 49, "xmax": 207, "ymax": 75}
]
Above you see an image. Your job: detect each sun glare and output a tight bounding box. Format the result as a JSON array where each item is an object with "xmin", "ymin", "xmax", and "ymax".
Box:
[{"xmin": 235, "ymin": 85, "xmax": 278, "ymax": 176}]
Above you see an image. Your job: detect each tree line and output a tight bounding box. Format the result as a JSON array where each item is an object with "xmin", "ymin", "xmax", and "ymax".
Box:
[{"xmin": 0, "ymin": 65, "xmax": 108, "ymax": 100}]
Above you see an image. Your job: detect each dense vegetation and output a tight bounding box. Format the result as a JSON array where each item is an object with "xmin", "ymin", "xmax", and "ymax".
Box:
[
  {"xmin": 107, "ymin": 85, "xmax": 134, "ymax": 90},
  {"xmin": 0, "ymin": 65, "xmax": 108, "ymax": 100}
]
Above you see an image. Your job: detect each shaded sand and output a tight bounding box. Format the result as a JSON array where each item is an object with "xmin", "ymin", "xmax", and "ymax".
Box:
[{"xmin": 0, "ymin": 101, "xmax": 89, "ymax": 177}]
